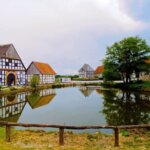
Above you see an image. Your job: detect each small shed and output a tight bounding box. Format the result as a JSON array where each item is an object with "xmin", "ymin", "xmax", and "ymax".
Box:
[
  {"xmin": 60, "ymin": 78, "xmax": 71, "ymax": 83},
  {"xmin": 26, "ymin": 61, "xmax": 56, "ymax": 84}
]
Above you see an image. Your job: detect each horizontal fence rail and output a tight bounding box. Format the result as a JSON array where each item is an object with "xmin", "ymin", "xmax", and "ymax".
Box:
[{"xmin": 0, "ymin": 121, "xmax": 150, "ymax": 147}]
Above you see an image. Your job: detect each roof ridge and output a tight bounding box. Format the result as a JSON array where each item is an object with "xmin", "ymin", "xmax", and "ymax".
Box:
[
  {"xmin": 32, "ymin": 61, "xmax": 56, "ymax": 75},
  {"xmin": 0, "ymin": 43, "xmax": 12, "ymax": 46},
  {"xmin": 33, "ymin": 61, "xmax": 49, "ymax": 65}
]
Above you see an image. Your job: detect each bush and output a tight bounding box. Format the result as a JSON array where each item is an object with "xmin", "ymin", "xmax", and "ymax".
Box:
[
  {"xmin": 30, "ymin": 75, "xmax": 40, "ymax": 88},
  {"xmin": 73, "ymin": 78, "xmax": 99, "ymax": 81},
  {"xmin": 121, "ymin": 130, "xmax": 130, "ymax": 137},
  {"xmin": 9, "ymin": 87, "xmax": 17, "ymax": 91},
  {"xmin": 0, "ymin": 85, "xmax": 2, "ymax": 91},
  {"xmin": 101, "ymin": 81, "xmax": 115, "ymax": 88}
]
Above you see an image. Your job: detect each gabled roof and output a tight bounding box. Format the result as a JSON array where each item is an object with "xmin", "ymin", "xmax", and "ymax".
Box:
[
  {"xmin": 79, "ymin": 64, "xmax": 94, "ymax": 72},
  {"xmin": 31, "ymin": 61, "xmax": 56, "ymax": 75},
  {"xmin": 95, "ymin": 66, "xmax": 104, "ymax": 74},
  {"xmin": 79, "ymin": 86, "xmax": 94, "ymax": 97},
  {"xmin": 0, "ymin": 43, "xmax": 21, "ymax": 60},
  {"xmin": 0, "ymin": 44, "xmax": 11, "ymax": 57}
]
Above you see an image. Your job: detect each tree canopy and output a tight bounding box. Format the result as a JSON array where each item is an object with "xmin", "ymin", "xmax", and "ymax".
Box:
[{"xmin": 103, "ymin": 37, "xmax": 150, "ymax": 83}]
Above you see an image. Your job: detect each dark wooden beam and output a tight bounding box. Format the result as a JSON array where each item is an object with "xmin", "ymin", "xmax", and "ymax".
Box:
[
  {"xmin": 59, "ymin": 128, "xmax": 64, "ymax": 145},
  {"xmin": 6, "ymin": 125, "xmax": 11, "ymax": 142}
]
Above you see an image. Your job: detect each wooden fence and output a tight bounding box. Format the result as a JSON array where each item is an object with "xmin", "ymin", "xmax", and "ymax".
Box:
[{"xmin": 0, "ymin": 121, "xmax": 150, "ymax": 147}]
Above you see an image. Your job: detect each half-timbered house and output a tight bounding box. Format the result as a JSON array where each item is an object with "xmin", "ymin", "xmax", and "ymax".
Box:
[
  {"xmin": 26, "ymin": 61, "xmax": 56, "ymax": 84},
  {"xmin": 78, "ymin": 64, "xmax": 94, "ymax": 78},
  {"xmin": 0, "ymin": 44, "xmax": 26, "ymax": 86}
]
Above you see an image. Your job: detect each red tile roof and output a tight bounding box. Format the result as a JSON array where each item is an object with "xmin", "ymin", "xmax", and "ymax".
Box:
[
  {"xmin": 95, "ymin": 66, "xmax": 104, "ymax": 74},
  {"xmin": 33, "ymin": 62, "xmax": 56, "ymax": 75},
  {"xmin": 145, "ymin": 59, "xmax": 150, "ymax": 64}
]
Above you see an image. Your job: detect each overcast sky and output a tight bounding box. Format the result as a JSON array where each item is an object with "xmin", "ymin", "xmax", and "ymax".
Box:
[{"xmin": 0, "ymin": 0, "xmax": 150, "ymax": 74}]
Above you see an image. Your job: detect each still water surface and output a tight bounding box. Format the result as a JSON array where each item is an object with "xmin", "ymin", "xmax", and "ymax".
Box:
[{"xmin": 0, "ymin": 86, "xmax": 149, "ymax": 133}]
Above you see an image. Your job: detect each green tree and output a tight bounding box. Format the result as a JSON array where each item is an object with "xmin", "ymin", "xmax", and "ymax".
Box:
[
  {"xmin": 103, "ymin": 37, "xmax": 150, "ymax": 83},
  {"xmin": 30, "ymin": 75, "xmax": 40, "ymax": 88},
  {"xmin": 103, "ymin": 59, "xmax": 121, "ymax": 81}
]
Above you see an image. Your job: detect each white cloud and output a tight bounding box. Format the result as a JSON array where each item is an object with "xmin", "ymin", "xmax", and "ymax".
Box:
[{"xmin": 0, "ymin": 0, "xmax": 147, "ymax": 74}]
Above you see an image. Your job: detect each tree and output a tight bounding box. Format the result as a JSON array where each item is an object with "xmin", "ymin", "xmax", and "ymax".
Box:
[
  {"xmin": 103, "ymin": 37, "xmax": 150, "ymax": 83},
  {"xmin": 103, "ymin": 59, "xmax": 121, "ymax": 81},
  {"xmin": 30, "ymin": 75, "xmax": 40, "ymax": 88}
]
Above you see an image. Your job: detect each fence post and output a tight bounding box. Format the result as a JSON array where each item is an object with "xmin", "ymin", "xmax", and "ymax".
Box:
[
  {"xmin": 59, "ymin": 128, "xmax": 64, "ymax": 145},
  {"xmin": 114, "ymin": 128, "xmax": 119, "ymax": 147},
  {"xmin": 6, "ymin": 125, "xmax": 11, "ymax": 142}
]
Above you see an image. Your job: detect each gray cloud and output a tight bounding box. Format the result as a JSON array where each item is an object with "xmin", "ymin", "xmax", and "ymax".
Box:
[{"xmin": 0, "ymin": 0, "xmax": 147, "ymax": 74}]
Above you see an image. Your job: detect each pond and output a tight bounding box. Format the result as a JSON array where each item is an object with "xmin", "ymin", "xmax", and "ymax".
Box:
[{"xmin": 0, "ymin": 86, "xmax": 150, "ymax": 133}]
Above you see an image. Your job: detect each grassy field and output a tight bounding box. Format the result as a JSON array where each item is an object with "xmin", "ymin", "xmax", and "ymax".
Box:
[{"xmin": 0, "ymin": 127, "xmax": 149, "ymax": 150}]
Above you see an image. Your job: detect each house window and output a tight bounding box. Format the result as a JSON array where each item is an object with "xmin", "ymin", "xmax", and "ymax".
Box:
[
  {"xmin": 15, "ymin": 63, "xmax": 18, "ymax": 67},
  {"xmin": 5, "ymin": 62, "xmax": 9, "ymax": 66}
]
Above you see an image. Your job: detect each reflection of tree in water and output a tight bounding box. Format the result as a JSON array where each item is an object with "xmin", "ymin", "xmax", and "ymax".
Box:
[{"xmin": 102, "ymin": 90, "xmax": 150, "ymax": 126}]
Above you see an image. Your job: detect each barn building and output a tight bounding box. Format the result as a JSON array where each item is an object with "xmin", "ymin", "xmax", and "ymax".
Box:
[
  {"xmin": 0, "ymin": 44, "xmax": 26, "ymax": 86},
  {"xmin": 26, "ymin": 61, "xmax": 56, "ymax": 84}
]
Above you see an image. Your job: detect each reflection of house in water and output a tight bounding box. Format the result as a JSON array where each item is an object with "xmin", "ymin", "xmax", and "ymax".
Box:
[
  {"xmin": 26, "ymin": 89, "xmax": 56, "ymax": 109},
  {"xmin": 79, "ymin": 86, "xmax": 96, "ymax": 97},
  {"xmin": 0, "ymin": 92, "xmax": 27, "ymax": 122},
  {"xmin": 0, "ymin": 89, "xmax": 56, "ymax": 122},
  {"xmin": 96, "ymin": 89, "xmax": 102, "ymax": 95}
]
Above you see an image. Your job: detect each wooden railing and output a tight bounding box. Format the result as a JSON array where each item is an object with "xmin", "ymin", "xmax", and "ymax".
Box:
[{"xmin": 0, "ymin": 121, "xmax": 150, "ymax": 147}]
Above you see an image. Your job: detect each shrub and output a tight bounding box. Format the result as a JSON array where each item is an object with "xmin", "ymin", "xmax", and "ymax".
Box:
[
  {"xmin": 121, "ymin": 130, "xmax": 130, "ymax": 137},
  {"xmin": 30, "ymin": 75, "xmax": 40, "ymax": 88},
  {"xmin": 9, "ymin": 87, "xmax": 17, "ymax": 91}
]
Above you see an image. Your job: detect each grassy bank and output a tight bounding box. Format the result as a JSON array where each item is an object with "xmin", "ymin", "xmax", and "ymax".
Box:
[
  {"xmin": 0, "ymin": 127, "xmax": 149, "ymax": 150},
  {"xmin": 0, "ymin": 83, "xmax": 77, "ymax": 95},
  {"xmin": 0, "ymin": 82, "xmax": 103, "ymax": 95},
  {"xmin": 0, "ymin": 80, "xmax": 150, "ymax": 95},
  {"xmin": 101, "ymin": 81, "xmax": 150, "ymax": 91}
]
